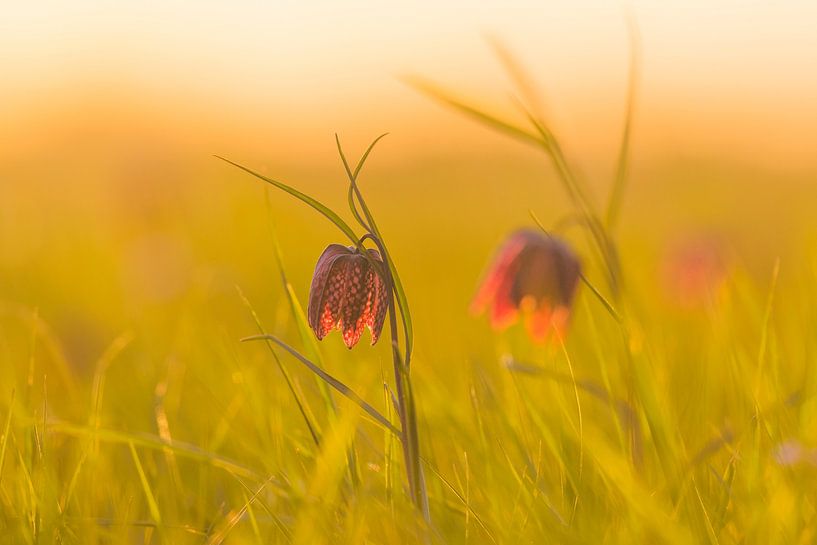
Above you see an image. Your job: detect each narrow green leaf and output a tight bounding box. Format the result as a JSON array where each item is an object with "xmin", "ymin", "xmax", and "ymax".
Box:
[
  {"xmin": 49, "ymin": 420, "xmax": 269, "ymax": 483},
  {"xmin": 216, "ymin": 155, "xmax": 359, "ymax": 245},
  {"xmin": 754, "ymin": 258, "xmax": 781, "ymax": 399},
  {"xmin": 267, "ymin": 212, "xmax": 361, "ymax": 487},
  {"xmin": 205, "ymin": 477, "xmax": 275, "ymax": 545},
  {"xmin": 237, "ymin": 287, "xmax": 322, "ymax": 447},
  {"xmin": 61, "ymin": 447, "xmax": 89, "ymax": 513},
  {"xmin": 0, "ymin": 389, "xmax": 14, "ymax": 486},
  {"xmin": 423, "ymin": 460, "xmax": 498, "ymax": 544},
  {"xmin": 529, "ymin": 210, "xmax": 622, "ymax": 323},
  {"xmin": 351, "ymin": 133, "xmax": 389, "ymax": 180},
  {"xmin": 504, "ymin": 357, "xmax": 639, "ymax": 447},
  {"xmin": 241, "ymin": 334, "xmax": 401, "ymax": 437},
  {"xmin": 336, "ymin": 135, "xmax": 374, "ymax": 232},
  {"xmin": 404, "ymin": 76, "xmax": 541, "ymax": 147},
  {"xmin": 232, "ymin": 476, "xmax": 293, "ymax": 541},
  {"xmin": 487, "ymin": 35, "xmax": 546, "ymax": 120},
  {"xmin": 128, "ymin": 441, "xmax": 162, "ymax": 525},
  {"xmin": 606, "ymin": 13, "xmax": 641, "ymax": 229},
  {"xmin": 335, "ymin": 134, "xmax": 414, "ymax": 365},
  {"xmin": 409, "ymin": 74, "xmax": 622, "ymax": 297}
]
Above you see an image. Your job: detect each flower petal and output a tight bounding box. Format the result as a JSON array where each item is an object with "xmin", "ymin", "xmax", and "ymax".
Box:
[
  {"xmin": 512, "ymin": 243, "xmax": 562, "ymax": 305},
  {"xmin": 317, "ymin": 256, "xmax": 351, "ymax": 340},
  {"xmin": 307, "ymin": 244, "xmax": 353, "ymax": 336},
  {"xmin": 365, "ymin": 263, "xmax": 389, "ymax": 345},
  {"xmin": 340, "ymin": 256, "xmax": 369, "ymax": 348},
  {"xmin": 470, "ymin": 233, "xmax": 528, "ymax": 315},
  {"xmin": 525, "ymin": 304, "xmax": 554, "ymax": 343},
  {"xmin": 549, "ymin": 305, "xmax": 572, "ymax": 339}
]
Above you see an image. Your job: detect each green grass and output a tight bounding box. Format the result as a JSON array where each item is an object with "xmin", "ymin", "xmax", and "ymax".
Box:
[
  {"xmin": 1, "ymin": 152, "xmax": 816, "ymax": 543},
  {"xmin": 2, "ymin": 46, "xmax": 817, "ymax": 540}
]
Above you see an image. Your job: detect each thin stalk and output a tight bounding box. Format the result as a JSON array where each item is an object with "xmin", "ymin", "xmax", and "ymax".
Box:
[
  {"xmin": 519, "ymin": 107, "xmax": 621, "ymax": 297},
  {"xmin": 335, "ymin": 134, "xmax": 414, "ymax": 370},
  {"xmin": 369, "ymin": 235, "xmax": 429, "ymax": 521},
  {"xmin": 606, "ymin": 12, "xmax": 641, "ymax": 230},
  {"xmin": 337, "ymin": 134, "xmax": 428, "ymax": 517}
]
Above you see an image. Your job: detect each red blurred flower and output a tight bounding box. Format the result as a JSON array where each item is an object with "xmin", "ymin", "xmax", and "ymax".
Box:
[
  {"xmin": 661, "ymin": 236, "xmax": 729, "ymax": 308},
  {"xmin": 471, "ymin": 229, "xmax": 581, "ymax": 342},
  {"xmin": 307, "ymin": 244, "xmax": 389, "ymax": 349}
]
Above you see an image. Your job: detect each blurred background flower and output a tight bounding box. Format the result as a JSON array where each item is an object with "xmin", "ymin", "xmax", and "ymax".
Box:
[
  {"xmin": 471, "ymin": 230, "xmax": 581, "ymax": 342},
  {"xmin": 660, "ymin": 234, "xmax": 731, "ymax": 308}
]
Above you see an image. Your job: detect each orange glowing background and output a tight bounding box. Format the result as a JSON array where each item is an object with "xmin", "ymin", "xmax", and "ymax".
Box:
[{"xmin": 3, "ymin": 0, "xmax": 816, "ymax": 165}]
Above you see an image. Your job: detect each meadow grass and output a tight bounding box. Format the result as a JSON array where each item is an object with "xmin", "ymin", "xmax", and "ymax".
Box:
[
  {"xmin": 2, "ymin": 46, "xmax": 817, "ymax": 545},
  {"xmin": 1, "ymin": 150, "xmax": 816, "ymax": 544}
]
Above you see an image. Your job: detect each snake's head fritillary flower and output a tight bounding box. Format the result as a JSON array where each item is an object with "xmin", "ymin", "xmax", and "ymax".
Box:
[
  {"xmin": 471, "ymin": 229, "xmax": 581, "ymax": 342},
  {"xmin": 307, "ymin": 244, "xmax": 389, "ymax": 349}
]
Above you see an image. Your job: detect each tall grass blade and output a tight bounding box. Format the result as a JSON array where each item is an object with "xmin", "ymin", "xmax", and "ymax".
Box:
[
  {"xmin": 49, "ymin": 420, "xmax": 271, "ymax": 483},
  {"xmin": 237, "ymin": 287, "xmax": 322, "ymax": 447},
  {"xmin": 529, "ymin": 210, "xmax": 622, "ymax": 322},
  {"xmin": 606, "ymin": 13, "xmax": 641, "ymax": 229},
  {"xmin": 424, "ymin": 461, "xmax": 497, "ymax": 544},
  {"xmin": 128, "ymin": 441, "xmax": 162, "ymax": 526},
  {"xmin": 754, "ymin": 258, "xmax": 781, "ymax": 401},
  {"xmin": 0, "ymin": 389, "xmax": 14, "ymax": 486},
  {"xmin": 265, "ymin": 207, "xmax": 361, "ymax": 486},
  {"xmin": 232, "ymin": 476, "xmax": 293, "ymax": 541},
  {"xmin": 404, "ymin": 76, "xmax": 540, "ymax": 147},
  {"xmin": 408, "ymin": 73, "xmax": 621, "ymax": 295},
  {"xmin": 216, "ymin": 155, "xmax": 359, "ymax": 245},
  {"xmin": 487, "ymin": 35, "xmax": 546, "ymax": 119},
  {"xmin": 241, "ymin": 334, "xmax": 400, "ymax": 437},
  {"xmin": 205, "ymin": 477, "xmax": 275, "ymax": 545}
]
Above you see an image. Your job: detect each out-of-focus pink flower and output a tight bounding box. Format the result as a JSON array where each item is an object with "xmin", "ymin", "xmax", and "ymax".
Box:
[
  {"xmin": 471, "ymin": 229, "xmax": 581, "ymax": 342},
  {"xmin": 662, "ymin": 236, "xmax": 729, "ymax": 308},
  {"xmin": 307, "ymin": 244, "xmax": 389, "ymax": 349},
  {"xmin": 774, "ymin": 440, "xmax": 817, "ymax": 467}
]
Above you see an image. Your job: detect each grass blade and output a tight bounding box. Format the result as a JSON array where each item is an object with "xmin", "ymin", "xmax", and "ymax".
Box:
[
  {"xmin": 404, "ymin": 76, "xmax": 541, "ymax": 148},
  {"xmin": 0, "ymin": 389, "xmax": 14, "ymax": 487},
  {"xmin": 266, "ymin": 209, "xmax": 361, "ymax": 487},
  {"xmin": 529, "ymin": 210, "xmax": 622, "ymax": 323},
  {"xmin": 423, "ymin": 460, "xmax": 497, "ymax": 544},
  {"xmin": 408, "ymin": 73, "xmax": 622, "ymax": 296},
  {"xmin": 606, "ymin": 12, "xmax": 641, "ymax": 229},
  {"xmin": 487, "ymin": 35, "xmax": 546, "ymax": 119},
  {"xmin": 48, "ymin": 420, "xmax": 271, "ymax": 483},
  {"xmin": 335, "ymin": 134, "xmax": 415, "ymax": 366},
  {"xmin": 237, "ymin": 287, "xmax": 322, "ymax": 447},
  {"xmin": 754, "ymin": 258, "xmax": 781, "ymax": 400},
  {"xmin": 216, "ymin": 155, "xmax": 359, "ymax": 245},
  {"xmin": 205, "ymin": 477, "xmax": 275, "ymax": 545},
  {"xmin": 128, "ymin": 441, "xmax": 162, "ymax": 526},
  {"xmin": 241, "ymin": 334, "xmax": 400, "ymax": 437}
]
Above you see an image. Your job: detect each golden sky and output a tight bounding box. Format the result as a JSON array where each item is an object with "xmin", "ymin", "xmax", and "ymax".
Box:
[{"xmin": 2, "ymin": 1, "xmax": 816, "ymax": 166}]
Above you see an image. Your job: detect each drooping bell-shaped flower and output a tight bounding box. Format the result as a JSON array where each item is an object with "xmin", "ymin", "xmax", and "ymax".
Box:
[
  {"xmin": 471, "ymin": 229, "xmax": 581, "ymax": 342},
  {"xmin": 307, "ymin": 244, "xmax": 389, "ymax": 349}
]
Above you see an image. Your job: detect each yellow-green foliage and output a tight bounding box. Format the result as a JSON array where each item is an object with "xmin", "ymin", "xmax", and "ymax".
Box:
[{"xmin": 1, "ymin": 144, "xmax": 817, "ymax": 544}]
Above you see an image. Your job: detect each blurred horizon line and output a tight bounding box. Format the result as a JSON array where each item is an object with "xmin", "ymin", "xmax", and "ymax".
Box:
[{"xmin": 2, "ymin": 1, "xmax": 816, "ymax": 171}]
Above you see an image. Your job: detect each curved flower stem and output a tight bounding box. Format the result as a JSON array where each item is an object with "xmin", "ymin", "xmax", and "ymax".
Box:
[
  {"xmin": 335, "ymin": 134, "xmax": 414, "ymax": 371},
  {"xmin": 367, "ymin": 234, "xmax": 430, "ymax": 521},
  {"xmin": 335, "ymin": 136, "xmax": 428, "ymax": 518}
]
